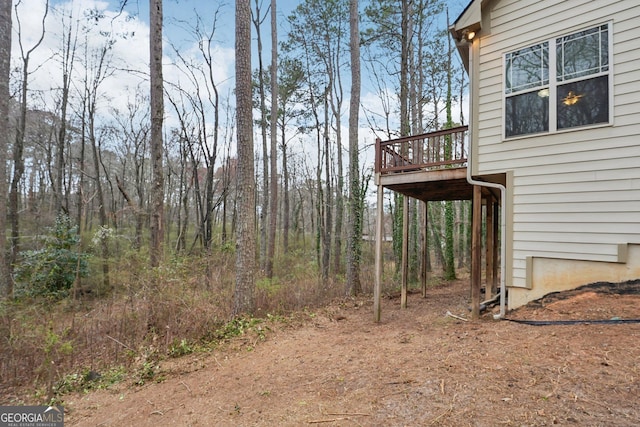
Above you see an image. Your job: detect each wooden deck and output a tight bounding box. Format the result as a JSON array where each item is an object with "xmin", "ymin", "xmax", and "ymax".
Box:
[
  {"xmin": 375, "ymin": 126, "xmax": 504, "ymax": 201},
  {"xmin": 375, "ymin": 126, "xmax": 476, "ymax": 201},
  {"xmin": 373, "ymin": 126, "xmax": 502, "ymax": 322},
  {"xmin": 379, "ymin": 167, "xmax": 473, "ymax": 201},
  {"xmin": 375, "ymin": 125, "xmax": 469, "ymax": 174}
]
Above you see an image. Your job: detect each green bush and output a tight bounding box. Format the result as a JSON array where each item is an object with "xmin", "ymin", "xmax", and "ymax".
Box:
[{"xmin": 14, "ymin": 213, "xmax": 89, "ymax": 299}]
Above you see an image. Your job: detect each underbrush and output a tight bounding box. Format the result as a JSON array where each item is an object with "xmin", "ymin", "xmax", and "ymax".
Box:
[{"xmin": 0, "ymin": 247, "xmax": 348, "ymax": 405}]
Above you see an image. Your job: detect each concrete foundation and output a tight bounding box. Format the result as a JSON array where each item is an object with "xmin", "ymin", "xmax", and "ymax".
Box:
[{"xmin": 508, "ymin": 244, "xmax": 640, "ymax": 310}]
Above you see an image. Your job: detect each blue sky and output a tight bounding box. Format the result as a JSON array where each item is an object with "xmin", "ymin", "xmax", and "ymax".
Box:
[
  {"xmin": 16, "ymin": 0, "xmax": 468, "ymax": 105},
  {"xmin": 13, "ymin": 0, "xmax": 469, "ymax": 175}
]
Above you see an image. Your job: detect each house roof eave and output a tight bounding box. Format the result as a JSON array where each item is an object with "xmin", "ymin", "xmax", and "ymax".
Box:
[
  {"xmin": 453, "ymin": 0, "xmax": 481, "ymax": 31},
  {"xmin": 449, "ymin": 0, "xmax": 483, "ymax": 72}
]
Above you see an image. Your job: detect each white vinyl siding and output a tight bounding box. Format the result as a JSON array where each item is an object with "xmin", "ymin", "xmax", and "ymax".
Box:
[{"xmin": 473, "ymin": 0, "xmax": 640, "ymax": 288}]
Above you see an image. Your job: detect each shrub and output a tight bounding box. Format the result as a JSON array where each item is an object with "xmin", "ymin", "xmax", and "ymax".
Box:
[{"xmin": 14, "ymin": 213, "xmax": 89, "ymax": 299}]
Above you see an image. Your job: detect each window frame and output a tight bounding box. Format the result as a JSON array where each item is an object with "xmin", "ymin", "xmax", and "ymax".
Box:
[{"xmin": 502, "ymin": 22, "xmax": 613, "ymax": 140}]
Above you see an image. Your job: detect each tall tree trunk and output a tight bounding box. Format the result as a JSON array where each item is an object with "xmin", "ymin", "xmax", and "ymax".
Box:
[
  {"xmin": 399, "ymin": 0, "xmax": 411, "ymax": 137},
  {"xmin": 234, "ymin": 0, "xmax": 256, "ymax": 315},
  {"xmin": 9, "ymin": 1, "xmax": 49, "ymax": 293},
  {"xmin": 198, "ymin": 17, "xmax": 221, "ymax": 251},
  {"xmin": 90, "ymin": 124, "xmax": 110, "ymax": 290},
  {"xmin": 322, "ymin": 95, "xmax": 332, "ymax": 282},
  {"xmin": 150, "ymin": 0, "xmax": 165, "ymax": 267},
  {"xmin": 396, "ymin": 0, "xmax": 411, "ymax": 285},
  {"xmin": 252, "ymin": 0, "xmax": 269, "ymax": 268},
  {"xmin": 76, "ymin": 96, "xmax": 86, "ymax": 236},
  {"xmin": 56, "ymin": 12, "xmax": 77, "ymax": 214},
  {"xmin": 281, "ymin": 140, "xmax": 290, "ymax": 253},
  {"xmin": 443, "ymin": 8, "xmax": 456, "ymax": 280},
  {"xmin": 0, "ymin": 0, "xmax": 11, "ymax": 296},
  {"xmin": 330, "ymin": 56, "xmax": 344, "ymax": 277},
  {"xmin": 346, "ymin": 0, "xmax": 362, "ymax": 295},
  {"xmin": 429, "ymin": 202, "xmax": 445, "ymax": 269},
  {"xmin": 176, "ymin": 142, "xmax": 188, "ymax": 252},
  {"xmin": 333, "ymin": 126, "xmax": 344, "ymax": 276},
  {"xmin": 391, "ymin": 193, "xmax": 402, "ymax": 274},
  {"xmin": 222, "ymin": 155, "xmax": 230, "ymax": 244},
  {"xmin": 266, "ymin": 0, "xmax": 278, "ymax": 279},
  {"xmin": 83, "ymin": 38, "xmax": 113, "ymax": 289}
]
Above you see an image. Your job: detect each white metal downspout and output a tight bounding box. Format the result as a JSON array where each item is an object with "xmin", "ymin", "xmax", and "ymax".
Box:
[{"xmin": 465, "ymin": 37, "xmax": 507, "ymax": 319}]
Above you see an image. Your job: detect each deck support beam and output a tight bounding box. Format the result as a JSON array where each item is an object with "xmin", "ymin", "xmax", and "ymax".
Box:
[
  {"xmin": 486, "ymin": 197, "xmax": 499, "ymax": 298},
  {"xmin": 374, "ymin": 180, "xmax": 383, "ymax": 322},
  {"xmin": 421, "ymin": 201, "xmax": 429, "ymax": 297},
  {"xmin": 493, "ymin": 199, "xmax": 500, "ymax": 297},
  {"xmin": 401, "ymin": 196, "xmax": 409, "ymax": 309},
  {"xmin": 486, "ymin": 196, "xmax": 495, "ymax": 299}
]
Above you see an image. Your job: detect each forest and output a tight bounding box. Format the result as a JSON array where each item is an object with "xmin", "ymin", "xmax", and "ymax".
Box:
[{"xmin": 0, "ymin": 0, "xmax": 472, "ymax": 401}]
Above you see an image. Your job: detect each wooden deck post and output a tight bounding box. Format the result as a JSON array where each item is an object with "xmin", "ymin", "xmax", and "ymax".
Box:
[
  {"xmin": 492, "ymin": 200, "xmax": 499, "ymax": 296},
  {"xmin": 421, "ymin": 201, "xmax": 428, "ymax": 298},
  {"xmin": 488, "ymin": 197, "xmax": 499, "ymax": 298},
  {"xmin": 471, "ymin": 185, "xmax": 482, "ymax": 320},
  {"xmin": 401, "ymin": 196, "xmax": 409, "ymax": 309},
  {"xmin": 374, "ymin": 181, "xmax": 383, "ymax": 322},
  {"xmin": 486, "ymin": 196, "xmax": 495, "ymax": 299}
]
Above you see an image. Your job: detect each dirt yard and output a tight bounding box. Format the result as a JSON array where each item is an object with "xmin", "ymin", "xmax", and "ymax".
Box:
[{"xmin": 64, "ymin": 279, "xmax": 640, "ymax": 426}]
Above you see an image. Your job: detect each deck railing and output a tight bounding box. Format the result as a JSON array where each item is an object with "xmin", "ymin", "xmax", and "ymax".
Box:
[{"xmin": 375, "ymin": 125, "xmax": 469, "ymax": 174}]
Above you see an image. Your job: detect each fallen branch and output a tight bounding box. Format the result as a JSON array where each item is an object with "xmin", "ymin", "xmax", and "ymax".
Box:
[
  {"xmin": 386, "ymin": 379, "xmax": 414, "ymax": 385},
  {"xmin": 325, "ymin": 412, "xmax": 370, "ymax": 417},
  {"xmin": 106, "ymin": 335, "xmax": 137, "ymax": 353},
  {"xmin": 308, "ymin": 417, "xmax": 348, "ymax": 424},
  {"xmin": 445, "ymin": 311, "xmax": 468, "ymax": 322}
]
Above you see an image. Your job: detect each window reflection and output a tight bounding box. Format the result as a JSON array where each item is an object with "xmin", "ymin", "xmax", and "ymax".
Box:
[
  {"xmin": 557, "ymin": 25, "xmax": 608, "ymax": 82},
  {"xmin": 557, "ymin": 75, "xmax": 609, "ymax": 129},
  {"xmin": 506, "ymin": 91, "xmax": 549, "ymax": 137},
  {"xmin": 506, "ymin": 43, "xmax": 549, "ymax": 93}
]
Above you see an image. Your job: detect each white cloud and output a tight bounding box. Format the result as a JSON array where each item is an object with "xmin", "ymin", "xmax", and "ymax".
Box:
[{"xmin": 11, "ymin": 0, "xmax": 235, "ymax": 126}]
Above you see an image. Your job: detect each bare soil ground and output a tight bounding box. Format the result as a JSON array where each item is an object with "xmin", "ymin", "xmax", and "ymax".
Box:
[{"xmin": 65, "ymin": 279, "xmax": 640, "ymax": 427}]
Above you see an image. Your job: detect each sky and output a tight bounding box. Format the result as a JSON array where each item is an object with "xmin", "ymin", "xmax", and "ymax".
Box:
[
  {"xmin": 11, "ymin": 0, "xmax": 469, "ymax": 182},
  {"xmin": 11, "ymin": 0, "xmax": 323, "ymax": 130}
]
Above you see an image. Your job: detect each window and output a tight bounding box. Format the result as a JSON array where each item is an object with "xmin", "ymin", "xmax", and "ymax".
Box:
[
  {"xmin": 504, "ymin": 24, "xmax": 611, "ymax": 138},
  {"xmin": 505, "ymin": 43, "xmax": 549, "ymax": 137}
]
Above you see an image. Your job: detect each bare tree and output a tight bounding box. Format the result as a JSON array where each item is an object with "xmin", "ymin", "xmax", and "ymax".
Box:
[
  {"xmin": 192, "ymin": 11, "xmax": 223, "ymax": 251},
  {"xmin": 165, "ymin": 6, "xmax": 226, "ymax": 252},
  {"xmin": 112, "ymin": 92, "xmax": 150, "ymax": 250},
  {"xmin": 9, "ymin": 0, "xmax": 49, "ymax": 291},
  {"xmin": 286, "ymin": 0, "xmax": 350, "ymax": 282},
  {"xmin": 0, "ymin": 0, "xmax": 11, "ymax": 296},
  {"xmin": 277, "ymin": 57, "xmax": 306, "ymax": 253},
  {"xmin": 53, "ymin": 5, "xmax": 79, "ymax": 214},
  {"xmin": 234, "ymin": 0, "xmax": 256, "ymax": 315},
  {"xmin": 149, "ymin": 0, "xmax": 165, "ymax": 267},
  {"xmin": 78, "ymin": 29, "xmax": 117, "ymax": 291}
]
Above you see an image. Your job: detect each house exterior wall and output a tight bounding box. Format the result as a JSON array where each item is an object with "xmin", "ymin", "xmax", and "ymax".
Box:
[{"xmin": 471, "ymin": 0, "xmax": 640, "ymax": 307}]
